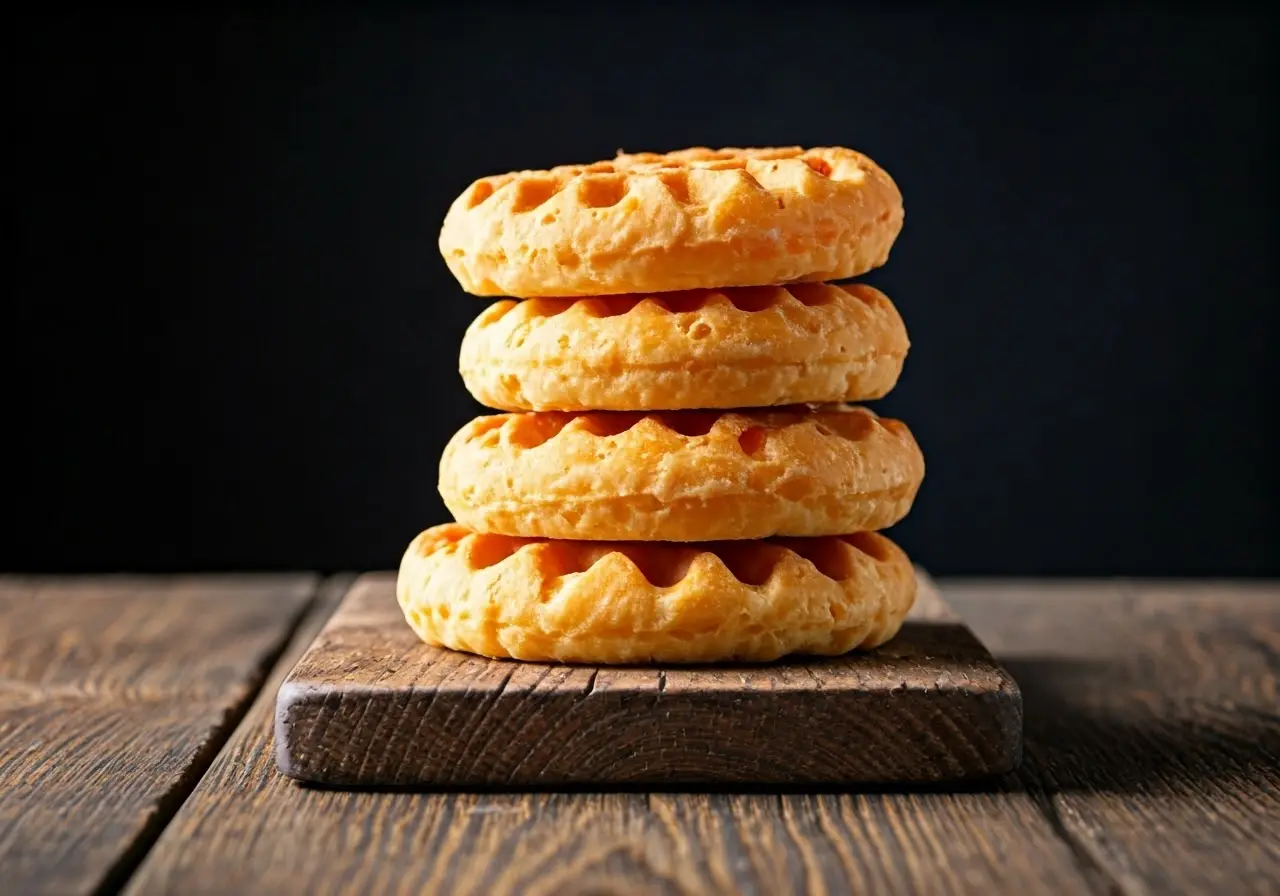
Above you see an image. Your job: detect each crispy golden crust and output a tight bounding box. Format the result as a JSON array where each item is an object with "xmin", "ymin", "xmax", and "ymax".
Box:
[
  {"xmin": 438, "ymin": 406, "xmax": 925, "ymax": 541},
  {"xmin": 439, "ymin": 146, "xmax": 904, "ymax": 298},
  {"xmin": 396, "ymin": 524, "xmax": 917, "ymax": 663},
  {"xmin": 459, "ymin": 283, "xmax": 909, "ymax": 412}
]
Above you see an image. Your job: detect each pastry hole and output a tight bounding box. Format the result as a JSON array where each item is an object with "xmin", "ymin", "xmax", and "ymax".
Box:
[
  {"xmin": 541, "ymin": 213, "xmax": 557, "ymax": 225},
  {"xmin": 619, "ymin": 547, "xmax": 695, "ymax": 588},
  {"xmin": 576, "ymin": 413, "xmax": 644, "ymax": 438},
  {"xmin": 777, "ymin": 479, "xmax": 814, "ymax": 502},
  {"xmin": 467, "ymin": 415, "xmax": 509, "ymax": 440},
  {"xmin": 466, "ymin": 534, "xmax": 521, "ymax": 570},
  {"xmin": 532, "ymin": 542, "xmax": 594, "ymax": 578},
  {"xmin": 715, "ymin": 543, "xmax": 783, "ymax": 586},
  {"xmin": 511, "ymin": 178, "xmax": 561, "ymax": 212},
  {"xmin": 802, "ymin": 156, "xmax": 833, "ymax": 178},
  {"xmin": 726, "ymin": 286, "xmax": 781, "ymax": 312},
  {"xmin": 658, "ymin": 412, "xmax": 719, "ymax": 437},
  {"xmin": 843, "ymin": 532, "xmax": 892, "ymax": 562},
  {"xmin": 788, "ymin": 539, "xmax": 855, "ymax": 581},
  {"xmin": 579, "ymin": 176, "xmax": 627, "ymax": 208},
  {"xmin": 477, "ymin": 301, "xmax": 518, "ymax": 326},
  {"xmin": 658, "ymin": 290, "xmax": 709, "ymax": 314},
  {"xmin": 578, "ymin": 296, "xmax": 642, "ymax": 318},
  {"xmin": 525, "ymin": 298, "xmax": 574, "ymax": 318},
  {"xmin": 419, "ymin": 525, "xmax": 470, "ymax": 556},
  {"xmin": 451, "ymin": 249, "xmax": 465, "ymax": 258},
  {"xmin": 842, "ymin": 284, "xmax": 883, "ymax": 306},
  {"xmin": 466, "ymin": 179, "xmax": 502, "ymax": 208},
  {"xmin": 738, "ymin": 426, "xmax": 768, "ymax": 457},
  {"xmin": 788, "ymin": 283, "xmax": 835, "ymax": 307},
  {"xmin": 880, "ymin": 418, "xmax": 910, "ymax": 439},
  {"xmin": 820, "ymin": 411, "xmax": 877, "ymax": 441},
  {"xmin": 506, "ymin": 414, "xmax": 571, "ymax": 449},
  {"xmin": 555, "ymin": 247, "xmax": 580, "ymax": 268},
  {"xmin": 659, "ymin": 172, "xmax": 691, "ymax": 204}
]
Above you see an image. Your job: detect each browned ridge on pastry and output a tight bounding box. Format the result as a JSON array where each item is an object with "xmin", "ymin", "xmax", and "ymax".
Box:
[
  {"xmin": 439, "ymin": 146, "xmax": 904, "ymax": 298},
  {"xmin": 439, "ymin": 405, "xmax": 925, "ymax": 542},
  {"xmin": 460, "ymin": 282, "xmax": 910, "ymax": 412},
  {"xmin": 397, "ymin": 523, "xmax": 917, "ymax": 663}
]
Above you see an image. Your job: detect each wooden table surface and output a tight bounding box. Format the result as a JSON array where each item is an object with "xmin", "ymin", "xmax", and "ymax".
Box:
[{"xmin": 2, "ymin": 575, "xmax": 1277, "ymax": 895}]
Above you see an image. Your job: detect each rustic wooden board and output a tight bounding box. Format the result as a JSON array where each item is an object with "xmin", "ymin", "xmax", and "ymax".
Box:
[
  {"xmin": 129, "ymin": 577, "xmax": 1091, "ymax": 896},
  {"xmin": 274, "ymin": 570, "xmax": 1023, "ymax": 786},
  {"xmin": 0, "ymin": 575, "xmax": 316, "ymax": 896}
]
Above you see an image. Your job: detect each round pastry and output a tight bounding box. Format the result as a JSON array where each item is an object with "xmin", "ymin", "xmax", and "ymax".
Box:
[
  {"xmin": 459, "ymin": 283, "xmax": 909, "ymax": 412},
  {"xmin": 439, "ymin": 146, "xmax": 904, "ymax": 298},
  {"xmin": 396, "ymin": 523, "xmax": 917, "ymax": 664},
  {"xmin": 438, "ymin": 405, "xmax": 925, "ymax": 542}
]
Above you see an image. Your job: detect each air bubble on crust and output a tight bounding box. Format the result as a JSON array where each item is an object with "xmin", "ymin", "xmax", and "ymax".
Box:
[{"xmin": 683, "ymin": 320, "xmax": 713, "ymax": 340}]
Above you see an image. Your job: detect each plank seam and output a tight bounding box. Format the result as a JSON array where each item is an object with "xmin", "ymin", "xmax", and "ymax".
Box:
[{"xmin": 91, "ymin": 573, "xmax": 335, "ymax": 896}]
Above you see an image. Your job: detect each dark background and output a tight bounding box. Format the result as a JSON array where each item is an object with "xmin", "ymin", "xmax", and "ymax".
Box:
[{"xmin": 9, "ymin": 6, "xmax": 1277, "ymax": 576}]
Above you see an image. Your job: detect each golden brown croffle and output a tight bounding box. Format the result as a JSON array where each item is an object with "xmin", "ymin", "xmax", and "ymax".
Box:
[
  {"xmin": 438, "ymin": 405, "xmax": 925, "ymax": 542},
  {"xmin": 439, "ymin": 146, "xmax": 904, "ymax": 298},
  {"xmin": 396, "ymin": 523, "xmax": 917, "ymax": 663},
  {"xmin": 459, "ymin": 283, "xmax": 909, "ymax": 412}
]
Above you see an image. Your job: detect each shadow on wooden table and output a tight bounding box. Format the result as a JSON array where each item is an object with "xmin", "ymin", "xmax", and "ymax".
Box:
[{"xmin": 1001, "ymin": 657, "xmax": 1280, "ymax": 796}]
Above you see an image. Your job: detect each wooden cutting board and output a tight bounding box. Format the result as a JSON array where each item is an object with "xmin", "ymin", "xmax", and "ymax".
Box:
[{"xmin": 274, "ymin": 570, "xmax": 1022, "ymax": 787}]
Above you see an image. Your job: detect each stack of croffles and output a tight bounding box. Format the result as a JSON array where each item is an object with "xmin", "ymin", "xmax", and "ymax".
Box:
[{"xmin": 397, "ymin": 146, "xmax": 925, "ymax": 665}]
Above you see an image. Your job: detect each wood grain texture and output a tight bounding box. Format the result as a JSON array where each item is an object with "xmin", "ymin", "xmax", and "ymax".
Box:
[
  {"xmin": 275, "ymin": 570, "xmax": 1023, "ymax": 786},
  {"xmin": 128, "ymin": 573, "xmax": 1088, "ymax": 896},
  {"xmin": 950, "ymin": 580, "xmax": 1280, "ymax": 896},
  {"xmin": 0, "ymin": 575, "xmax": 316, "ymax": 896}
]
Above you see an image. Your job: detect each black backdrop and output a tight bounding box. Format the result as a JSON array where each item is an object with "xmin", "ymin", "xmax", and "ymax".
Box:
[{"xmin": 10, "ymin": 6, "xmax": 1278, "ymax": 575}]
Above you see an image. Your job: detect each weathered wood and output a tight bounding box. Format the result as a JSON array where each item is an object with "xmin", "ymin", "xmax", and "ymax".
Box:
[
  {"xmin": 949, "ymin": 580, "xmax": 1280, "ymax": 896},
  {"xmin": 128, "ymin": 575, "xmax": 1088, "ymax": 896},
  {"xmin": 274, "ymin": 570, "xmax": 1023, "ymax": 786},
  {"xmin": 0, "ymin": 575, "xmax": 316, "ymax": 896}
]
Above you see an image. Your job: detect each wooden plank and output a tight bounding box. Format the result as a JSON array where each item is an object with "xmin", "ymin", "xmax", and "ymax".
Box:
[
  {"xmin": 948, "ymin": 580, "xmax": 1280, "ymax": 896},
  {"xmin": 0, "ymin": 575, "xmax": 316, "ymax": 896},
  {"xmin": 128, "ymin": 576, "xmax": 1089, "ymax": 895},
  {"xmin": 274, "ymin": 570, "xmax": 1022, "ymax": 786}
]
